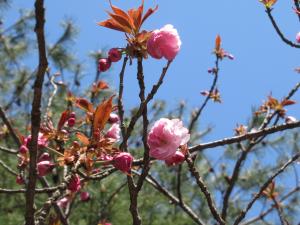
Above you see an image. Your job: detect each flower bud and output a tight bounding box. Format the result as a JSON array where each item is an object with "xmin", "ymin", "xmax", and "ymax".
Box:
[
  {"xmin": 108, "ymin": 113, "xmax": 120, "ymax": 124},
  {"xmin": 37, "ymin": 160, "xmax": 55, "ymax": 176},
  {"xmin": 112, "ymin": 152, "xmax": 133, "ymax": 173},
  {"xmin": 19, "ymin": 145, "xmax": 28, "ymax": 154},
  {"xmin": 16, "ymin": 174, "xmax": 24, "ymax": 185},
  {"xmin": 38, "ymin": 152, "xmax": 51, "ymax": 162},
  {"xmin": 69, "ymin": 112, "xmax": 76, "ymax": 119},
  {"xmin": 67, "ymin": 117, "xmax": 76, "ymax": 127},
  {"xmin": 98, "ymin": 58, "xmax": 111, "ymax": 72},
  {"xmin": 165, "ymin": 151, "xmax": 185, "ymax": 167},
  {"xmin": 108, "ymin": 48, "xmax": 122, "ymax": 62},
  {"xmin": 80, "ymin": 191, "xmax": 90, "ymax": 201},
  {"xmin": 105, "ymin": 123, "xmax": 120, "ymax": 141},
  {"xmin": 296, "ymin": 32, "xmax": 300, "ymax": 43},
  {"xmin": 68, "ymin": 175, "xmax": 81, "ymax": 192}
]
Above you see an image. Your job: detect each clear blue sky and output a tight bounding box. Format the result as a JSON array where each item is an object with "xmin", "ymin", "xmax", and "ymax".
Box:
[
  {"xmin": 5, "ymin": 0, "xmax": 300, "ymax": 140},
  {"xmin": 4, "ymin": 1, "xmax": 300, "ymax": 222}
]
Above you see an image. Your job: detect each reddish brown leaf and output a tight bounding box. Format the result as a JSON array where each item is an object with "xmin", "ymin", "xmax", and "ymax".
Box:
[
  {"xmin": 215, "ymin": 35, "xmax": 221, "ymax": 51},
  {"xmin": 76, "ymin": 132, "xmax": 90, "ymax": 146},
  {"xmin": 141, "ymin": 5, "xmax": 158, "ymax": 27},
  {"xmin": 98, "ymin": 19, "xmax": 128, "ymax": 33},
  {"xmin": 107, "ymin": 12, "xmax": 133, "ymax": 34},
  {"xmin": 75, "ymin": 98, "xmax": 94, "ymax": 113},
  {"xmin": 93, "ymin": 96, "xmax": 114, "ymax": 132},
  {"xmin": 57, "ymin": 110, "xmax": 70, "ymax": 130},
  {"xmin": 281, "ymin": 99, "xmax": 296, "ymax": 106},
  {"xmin": 97, "ymin": 81, "xmax": 109, "ymax": 90}
]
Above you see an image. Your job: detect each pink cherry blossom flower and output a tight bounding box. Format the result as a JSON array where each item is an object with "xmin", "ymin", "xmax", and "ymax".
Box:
[
  {"xmin": 147, "ymin": 24, "xmax": 181, "ymax": 61},
  {"xmin": 296, "ymin": 32, "xmax": 300, "ymax": 43},
  {"xmin": 68, "ymin": 174, "xmax": 81, "ymax": 192},
  {"xmin": 148, "ymin": 118, "xmax": 190, "ymax": 160},
  {"xmin": 25, "ymin": 133, "xmax": 48, "ymax": 149},
  {"xmin": 108, "ymin": 48, "xmax": 122, "ymax": 62},
  {"xmin": 80, "ymin": 191, "xmax": 90, "ymax": 201},
  {"xmin": 112, "ymin": 152, "xmax": 133, "ymax": 173},
  {"xmin": 37, "ymin": 160, "xmax": 55, "ymax": 176},
  {"xmin": 165, "ymin": 151, "xmax": 185, "ymax": 167},
  {"xmin": 98, "ymin": 58, "xmax": 111, "ymax": 72},
  {"xmin": 285, "ymin": 116, "xmax": 297, "ymax": 124},
  {"xmin": 105, "ymin": 123, "xmax": 120, "ymax": 141}
]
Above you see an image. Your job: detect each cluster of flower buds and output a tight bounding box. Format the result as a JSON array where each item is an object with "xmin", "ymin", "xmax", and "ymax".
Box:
[{"xmin": 98, "ymin": 48, "xmax": 122, "ymax": 72}]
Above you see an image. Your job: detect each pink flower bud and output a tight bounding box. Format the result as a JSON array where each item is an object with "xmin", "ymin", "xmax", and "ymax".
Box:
[
  {"xmin": 19, "ymin": 145, "xmax": 28, "ymax": 154},
  {"xmin": 147, "ymin": 24, "xmax": 181, "ymax": 61},
  {"xmin": 98, "ymin": 58, "xmax": 111, "ymax": 72},
  {"xmin": 148, "ymin": 118, "xmax": 190, "ymax": 160},
  {"xmin": 69, "ymin": 112, "xmax": 76, "ymax": 119},
  {"xmin": 108, "ymin": 113, "xmax": 120, "ymax": 124},
  {"xmin": 67, "ymin": 117, "xmax": 76, "ymax": 127},
  {"xmin": 68, "ymin": 174, "xmax": 81, "ymax": 192},
  {"xmin": 105, "ymin": 123, "xmax": 120, "ymax": 141},
  {"xmin": 16, "ymin": 174, "xmax": 24, "ymax": 185},
  {"xmin": 38, "ymin": 152, "xmax": 51, "ymax": 162},
  {"xmin": 57, "ymin": 197, "xmax": 69, "ymax": 208},
  {"xmin": 108, "ymin": 48, "xmax": 122, "ymax": 62},
  {"xmin": 296, "ymin": 32, "xmax": 300, "ymax": 43},
  {"xmin": 165, "ymin": 151, "xmax": 185, "ymax": 167},
  {"xmin": 25, "ymin": 133, "xmax": 48, "ymax": 149},
  {"xmin": 37, "ymin": 160, "xmax": 55, "ymax": 176},
  {"xmin": 80, "ymin": 191, "xmax": 90, "ymax": 201},
  {"xmin": 112, "ymin": 152, "xmax": 133, "ymax": 173}
]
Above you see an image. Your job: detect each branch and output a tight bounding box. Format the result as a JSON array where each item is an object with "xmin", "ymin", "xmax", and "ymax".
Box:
[
  {"xmin": 0, "ymin": 187, "xmax": 58, "ymax": 194},
  {"xmin": 241, "ymin": 186, "xmax": 300, "ymax": 225},
  {"xmin": 120, "ymin": 60, "xmax": 171, "ymax": 150},
  {"xmin": 133, "ymin": 171, "xmax": 205, "ymax": 225},
  {"xmin": 189, "ymin": 56, "xmax": 220, "ymax": 132},
  {"xmin": 185, "ymin": 154, "xmax": 225, "ymax": 225},
  {"xmin": 233, "ymin": 153, "xmax": 300, "ymax": 225},
  {"xmin": 25, "ymin": 0, "xmax": 48, "ymax": 224},
  {"xmin": 0, "ymin": 106, "xmax": 22, "ymax": 146},
  {"xmin": 189, "ymin": 121, "xmax": 300, "ymax": 153},
  {"xmin": 265, "ymin": 8, "xmax": 300, "ymax": 48},
  {"xmin": 0, "ymin": 145, "xmax": 18, "ymax": 154},
  {"xmin": 0, "ymin": 159, "xmax": 18, "ymax": 176}
]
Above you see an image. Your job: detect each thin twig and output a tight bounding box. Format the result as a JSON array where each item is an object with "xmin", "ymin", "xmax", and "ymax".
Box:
[
  {"xmin": 0, "ymin": 106, "xmax": 22, "ymax": 146},
  {"xmin": 0, "ymin": 187, "xmax": 58, "ymax": 194},
  {"xmin": 233, "ymin": 153, "xmax": 300, "ymax": 225},
  {"xmin": 0, "ymin": 159, "xmax": 18, "ymax": 176},
  {"xmin": 185, "ymin": 154, "xmax": 225, "ymax": 225},
  {"xmin": 265, "ymin": 8, "xmax": 300, "ymax": 48},
  {"xmin": 189, "ymin": 121, "xmax": 300, "ymax": 153},
  {"xmin": 0, "ymin": 145, "xmax": 18, "ymax": 154},
  {"xmin": 241, "ymin": 186, "xmax": 300, "ymax": 225}
]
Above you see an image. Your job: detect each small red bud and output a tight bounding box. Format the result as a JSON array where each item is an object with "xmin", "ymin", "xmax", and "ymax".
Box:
[
  {"xmin": 69, "ymin": 112, "xmax": 76, "ymax": 119},
  {"xmin": 16, "ymin": 174, "xmax": 24, "ymax": 185},
  {"xmin": 108, "ymin": 48, "xmax": 122, "ymax": 62},
  {"xmin": 67, "ymin": 118, "xmax": 76, "ymax": 127},
  {"xmin": 98, "ymin": 58, "xmax": 111, "ymax": 72},
  {"xmin": 19, "ymin": 145, "xmax": 28, "ymax": 154}
]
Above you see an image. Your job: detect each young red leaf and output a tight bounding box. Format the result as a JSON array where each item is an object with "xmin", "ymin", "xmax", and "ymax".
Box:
[
  {"xmin": 93, "ymin": 96, "xmax": 114, "ymax": 132},
  {"xmin": 281, "ymin": 99, "xmax": 296, "ymax": 106},
  {"xmin": 215, "ymin": 35, "xmax": 221, "ymax": 52},
  {"xmin": 75, "ymin": 132, "xmax": 90, "ymax": 146},
  {"xmin": 75, "ymin": 98, "xmax": 94, "ymax": 113},
  {"xmin": 57, "ymin": 110, "xmax": 71, "ymax": 130}
]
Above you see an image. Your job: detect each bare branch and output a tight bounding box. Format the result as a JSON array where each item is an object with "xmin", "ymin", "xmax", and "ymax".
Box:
[{"xmin": 25, "ymin": 0, "xmax": 48, "ymax": 224}]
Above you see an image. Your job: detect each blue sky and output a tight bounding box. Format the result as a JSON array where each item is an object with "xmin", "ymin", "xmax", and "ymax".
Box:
[
  {"xmin": 4, "ymin": 0, "xmax": 300, "ymax": 140},
  {"xmin": 3, "ymin": 1, "xmax": 300, "ymax": 222}
]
